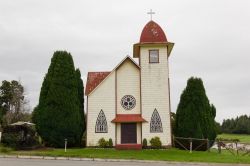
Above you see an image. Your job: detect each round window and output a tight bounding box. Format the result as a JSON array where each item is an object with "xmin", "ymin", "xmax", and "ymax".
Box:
[{"xmin": 121, "ymin": 95, "xmax": 136, "ymax": 110}]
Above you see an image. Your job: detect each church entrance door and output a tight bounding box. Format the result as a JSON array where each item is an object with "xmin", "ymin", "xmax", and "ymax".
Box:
[{"xmin": 121, "ymin": 123, "xmax": 137, "ymax": 144}]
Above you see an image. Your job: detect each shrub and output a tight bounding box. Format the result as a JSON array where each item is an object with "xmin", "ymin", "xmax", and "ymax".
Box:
[
  {"xmin": 1, "ymin": 125, "xmax": 39, "ymax": 149},
  {"xmin": 108, "ymin": 138, "xmax": 113, "ymax": 147},
  {"xmin": 1, "ymin": 132, "xmax": 19, "ymax": 148},
  {"xmin": 142, "ymin": 138, "xmax": 147, "ymax": 148},
  {"xmin": 98, "ymin": 138, "xmax": 108, "ymax": 148},
  {"xmin": 150, "ymin": 137, "xmax": 162, "ymax": 149}
]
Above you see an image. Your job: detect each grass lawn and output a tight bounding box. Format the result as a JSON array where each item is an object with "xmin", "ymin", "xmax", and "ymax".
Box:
[
  {"xmin": 217, "ymin": 133, "xmax": 250, "ymax": 143},
  {"xmin": 1, "ymin": 133, "xmax": 250, "ymax": 164},
  {"xmin": 1, "ymin": 146, "xmax": 250, "ymax": 164}
]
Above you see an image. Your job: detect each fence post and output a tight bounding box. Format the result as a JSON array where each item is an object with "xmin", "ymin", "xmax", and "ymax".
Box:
[
  {"xmin": 235, "ymin": 141, "xmax": 238, "ymax": 156},
  {"xmin": 206, "ymin": 138, "xmax": 210, "ymax": 152},
  {"xmin": 189, "ymin": 138, "xmax": 192, "ymax": 153},
  {"xmin": 217, "ymin": 140, "xmax": 221, "ymax": 154},
  {"xmin": 64, "ymin": 138, "xmax": 67, "ymax": 152}
]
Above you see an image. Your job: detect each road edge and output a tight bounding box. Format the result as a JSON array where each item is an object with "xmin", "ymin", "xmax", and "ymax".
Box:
[{"xmin": 0, "ymin": 154, "xmax": 249, "ymax": 166}]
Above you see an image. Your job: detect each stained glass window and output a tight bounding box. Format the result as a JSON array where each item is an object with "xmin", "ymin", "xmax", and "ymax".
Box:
[
  {"xmin": 150, "ymin": 109, "xmax": 163, "ymax": 133},
  {"xmin": 95, "ymin": 110, "xmax": 108, "ymax": 133},
  {"xmin": 121, "ymin": 95, "xmax": 136, "ymax": 110}
]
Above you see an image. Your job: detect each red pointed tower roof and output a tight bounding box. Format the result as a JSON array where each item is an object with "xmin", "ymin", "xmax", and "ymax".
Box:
[
  {"xmin": 140, "ymin": 21, "xmax": 167, "ymax": 43},
  {"xmin": 133, "ymin": 20, "xmax": 174, "ymax": 58}
]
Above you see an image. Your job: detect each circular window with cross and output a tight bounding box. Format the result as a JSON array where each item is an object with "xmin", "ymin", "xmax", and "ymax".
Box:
[{"xmin": 121, "ymin": 95, "xmax": 136, "ymax": 110}]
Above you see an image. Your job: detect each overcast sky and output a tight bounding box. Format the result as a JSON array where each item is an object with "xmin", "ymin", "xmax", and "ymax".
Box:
[{"xmin": 0, "ymin": 0, "xmax": 249, "ymax": 123}]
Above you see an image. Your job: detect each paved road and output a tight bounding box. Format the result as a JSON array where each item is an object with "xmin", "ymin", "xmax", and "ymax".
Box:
[{"xmin": 0, "ymin": 158, "xmax": 249, "ymax": 166}]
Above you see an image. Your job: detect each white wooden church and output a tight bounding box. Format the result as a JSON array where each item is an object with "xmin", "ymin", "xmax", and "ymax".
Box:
[{"xmin": 85, "ymin": 19, "xmax": 174, "ymax": 149}]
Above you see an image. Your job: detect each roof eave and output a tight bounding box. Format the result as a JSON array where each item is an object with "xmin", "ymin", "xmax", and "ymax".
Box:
[{"xmin": 133, "ymin": 42, "xmax": 175, "ymax": 58}]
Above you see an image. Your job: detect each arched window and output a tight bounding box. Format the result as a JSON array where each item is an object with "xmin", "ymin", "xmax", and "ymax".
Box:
[
  {"xmin": 95, "ymin": 110, "xmax": 108, "ymax": 133},
  {"xmin": 150, "ymin": 109, "xmax": 163, "ymax": 133}
]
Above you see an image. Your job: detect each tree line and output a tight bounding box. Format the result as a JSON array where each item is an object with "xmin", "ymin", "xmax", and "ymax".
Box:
[{"xmin": 221, "ymin": 115, "xmax": 250, "ymax": 134}]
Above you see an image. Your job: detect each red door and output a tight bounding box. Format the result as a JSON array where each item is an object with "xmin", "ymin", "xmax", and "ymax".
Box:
[{"xmin": 121, "ymin": 123, "xmax": 137, "ymax": 144}]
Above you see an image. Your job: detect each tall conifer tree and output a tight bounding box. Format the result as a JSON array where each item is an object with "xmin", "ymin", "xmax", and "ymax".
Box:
[
  {"xmin": 33, "ymin": 51, "xmax": 84, "ymax": 147},
  {"xmin": 175, "ymin": 77, "xmax": 217, "ymax": 140},
  {"xmin": 75, "ymin": 69, "xmax": 85, "ymax": 141}
]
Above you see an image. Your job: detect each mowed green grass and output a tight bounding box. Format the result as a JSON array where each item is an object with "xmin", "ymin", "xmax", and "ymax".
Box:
[
  {"xmin": 1, "ymin": 133, "xmax": 250, "ymax": 164},
  {"xmin": 217, "ymin": 133, "xmax": 250, "ymax": 143},
  {"xmin": 1, "ymin": 147, "xmax": 250, "ymax": 164}
]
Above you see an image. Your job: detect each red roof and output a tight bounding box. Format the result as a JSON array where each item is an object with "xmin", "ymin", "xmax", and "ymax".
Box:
[
  {"xmin": 85, "ymin": 72, "xmax": 110, "ymax": 95},
  {"xmin": 111, "ymin": 114, "xmax": 146, "ymax": 123},
  {"xmin": 140, "ymin": 21, "xmax": 167, "ymax": 43}
]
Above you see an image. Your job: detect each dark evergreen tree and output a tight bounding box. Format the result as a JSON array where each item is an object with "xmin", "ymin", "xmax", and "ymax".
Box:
[
  {"xmin": 215, "ymin": 122, "xmax": 222, "ymax": 134},
  {"xmin": 175, "ymin": 77, "xmax": 217, "ymax": 140},
  {"xmin": 32, "ymin": 51, "xmax": 84, "ymax": 147},
  {"xmin": 75, "ymin": 69, "xmax": 85, "ymax": 142},
  {"xmin": 170, "ymin": 112, "xmax": 176, "ymax": 135}
]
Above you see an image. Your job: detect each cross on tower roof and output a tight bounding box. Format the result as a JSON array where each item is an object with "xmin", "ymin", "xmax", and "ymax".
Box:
[{"xmin": 147, "ymin": 9, "xmax": 155, "ymax": 21}]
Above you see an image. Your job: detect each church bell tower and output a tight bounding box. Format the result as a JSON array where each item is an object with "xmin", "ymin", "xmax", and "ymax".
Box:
[{"xmin": 133, "ymin": 20, "xmax": 174, "ymax": 146}]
